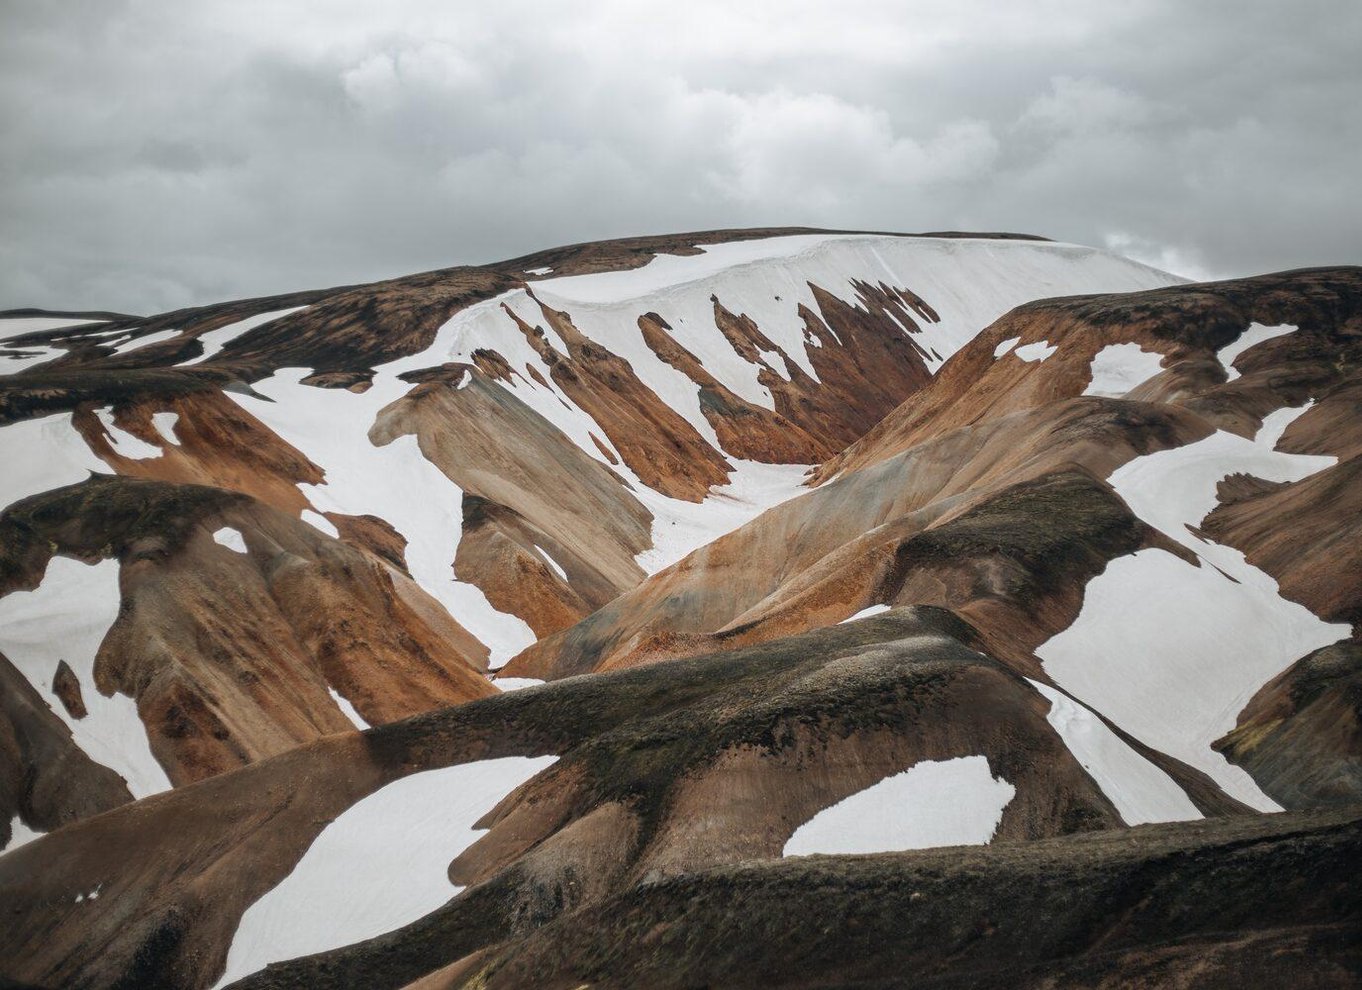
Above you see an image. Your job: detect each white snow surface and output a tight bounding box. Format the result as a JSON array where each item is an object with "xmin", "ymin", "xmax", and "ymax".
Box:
[
  {"xmin": 328, "ymin": 688, "xmax": 370, "ymax": 730},
  {"xmin": 114, "ymin": 329, "xmax": 180, "ymax": 355},
  {"xmin": 0, "ymin": 413, "xmax": 108, "ymax": 513},
  {"xmin": 1013, "ymin": 339, "xmax": 1058, "ymax": 362},
  {"xmin": 1038, "ymin": 403, "xmax": 1347, "ymax": 810},
  {"xmin": 838, "ymin": 603, "xmax": 891, "ymax": 623},
  {"xmin": 216, "ymin": 755, "xmax": 557, "ymax": 987},
  {"xmin": 533, "ymin": 544, "xmax": 568, "ymax": 581},
  {"xmin": 0, "ymin": 557, "xmax": 171, "ymax": 798},
  {"xmin": 523, "ymin": 266, "xmax": 554, "ymax": 276},
  {"xmin": 1083, "ymin": 343, "xmax": 1167, "ymax": 397},
  {"xmin": 2, "ymin": 816, "xmax": 44, "ymax": 856},
  {"xmin": 212, "ymin": 527, "xmax": 249, "ymax": 554},
  {"xmin": 493, "ymin": 677, "xmax": 545, "ymax": 692},
  {"xmin": 1217, "ymin": 323, "xmax": 1296, "ymax": 382},
  {"xmin": 784, "ymin": 755, "xmax": 1015, "ymax": 856},
  {"xmin": 185, "ymin": 306, "xmax": 308, "ymax": 365},
  {"xmin": 0, "ymin": 317, "xmax": 107, "ymax": 374},
  {"xmin": 1028, "ymin": 679, "xmax": 1201, "ymax": 825},
  {"xmin": 993, "ymin": 335, "xmax": 1021, "ymax": 357},
  {"xmin": 151, "ymin": 411, "xmax": 181, "ymax": 445},
  {"xmin": 95, "ymin": 407, "xmax": 161, "ymax": 459},
  {"xmin": 300, "ymin": 509, "xmax": 340, "ymax": 538}
]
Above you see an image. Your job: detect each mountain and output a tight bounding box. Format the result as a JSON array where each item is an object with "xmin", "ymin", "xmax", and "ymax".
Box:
[{"xmin": 0, "ymin": 228, "xmax": 1357, "ymax": 989}]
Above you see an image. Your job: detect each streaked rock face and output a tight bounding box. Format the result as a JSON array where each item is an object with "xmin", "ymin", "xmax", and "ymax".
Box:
[{"xmin": 1, "ymin": 229, "xmax": 1358, "ymax": 990}]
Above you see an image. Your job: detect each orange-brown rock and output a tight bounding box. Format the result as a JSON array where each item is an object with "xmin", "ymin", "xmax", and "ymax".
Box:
[
  {"xmin": 50, "ymin": 659, "xmax": 86, "ymax": 719},
  {"xmin": 505, "ymin": 293, "xmax": 733, "ymax": 501}
]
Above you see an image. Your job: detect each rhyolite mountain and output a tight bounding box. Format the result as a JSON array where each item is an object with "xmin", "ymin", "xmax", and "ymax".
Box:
[{"xmin": 0, "ymin": 228, "xmax": 1357, "ymax": 989}]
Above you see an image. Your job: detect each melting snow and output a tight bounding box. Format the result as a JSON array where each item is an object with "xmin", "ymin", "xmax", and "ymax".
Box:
[
  {"xmin": 1038, "ymin": 403, "xmax": 1347, "ymax": 810},
  {"xmin": 1013, "ymin": 340, "xmax": 1058, "ymax": 362},
  {"xmin": 838, "ymin": 603, "xmax": 891, "ymax": 623},
  {"xmin": 532, "ymin": 544, "xmax": 568, "ymax": 580},
  {"xmin": 1083, "ymin": 343, "xmax": 1166, "ymax": 397},
  {"xmin": 993, "ymin": 336, "xmax": 1021, "ymax": 358},
  {"xmin": 1028, "ymin": 679, "xmax": 1201, "ymax": 825},
  {"xmin": 95, "ymin": 408, "xmax": 161, "ymax": 459},
  {"xmin": 212, "ymin": 527, "xmax": 249, "ymax": 554},
  {"xmin": 328, "ymin": 688, "xmax": 369, "ymax": 730},
  {"xmin": 151, "ymin": 411, "xmax": 180, "ymax": 445},
  {"xmin": 300, "ymin": 509, "xmax": 339, "ymax": 538},
  {"xmin": 523, "ymin": 266, "xmax": 554, "ymax": 276},
  {"xmin": 216, "ymin": 755, "xmax": 557, "ymax": 987},
  {"xmin": 494, "ymin": 677, "xmax": 545, "ymax": 692},
  {"xmin": 0, "ymin": 557, "xmax": 172, "ymax": 798},
  {"xmin": 184, "ymin": 306, "xmax": 308, "ymax": 365},
  {"xmin": 2, "ymin": 816, "xmax": 44, "ymax": 856},
  {"xmin": 0, "ymin": 413, "xmax": 107, "ymax": 512},
  {"xmin": 1218, "ymin": 323, "xmax": 1296, "ymax": 382},
  {"xmin": 115, "ymin": 329, "xmax": 180, "ymax": 355},
  {"xmin": 783, "ymin": 755, "xmax": 1015, "ymax": 855}
]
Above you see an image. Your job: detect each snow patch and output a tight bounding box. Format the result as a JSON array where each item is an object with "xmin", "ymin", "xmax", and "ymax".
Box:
[
  {"xmin": 0, "ymin": 557, "xmax": 171, "ymax": 798},
  {"xmin": 494, "ymin": 677, "xmax": 545, "ymax": 692},
  {"xmin": 328, "ymin": 688, "xmax": 369, "ymax": 730},
  {"xmin": 115, "ymin": 329, "xmax": 180, "ymax": 354},
  {"xmin": 1218, "ymin": 323, "xmax": 1296, "ymax": 382},
  {"xmin": 95, "ymin": 408, "xmax": 161, "ymax": 459},
  {"xmin": 1028, "ymin": 679, "xmax": 1201, "ymax": 825},
  {"xmin": 0, "ymin": 414, "xmax": 108, "ymax": 512},
  {"xmin": 1038, "ymin": 403, "xmax": 1346, "ymax": 810},
  {"xmin": 183, "ymin": 307, "xmax": 308, "ymax": 365},
  {"xmin": 2, "ymin": 816, "xmax": 44, "ymax": 856},
  {"xmin": 216, "ymin": 755, "xmax": 557, "ymax": 987},
  {"xmin": 1013, "ymin": 340, "xmax": 1058, "ymax": 362},
  {"xmin": 523, "ymin": 266, "xmax": 554, "ymax": 276},
  {"xmin": 300, "ymin": 509, "xmax": 339, "ymax": 538},
  {"xmin": 784, "ymin": 755, "xmax": 1014, "ymax": 855},
  {"xmin": 838, "ymin": 603, "xmax": 891, "ymax": 624},
  {"xmin": 993, "ymin": 336, "xmax": 1021, "ymax": 358},
  {"xmin": 151, "ymin": 411, "xmax": 180, "ymax": 445},
  {"xmin": 212, "ymin": 527, "xmax": 248, "ymax": 554},
  {"xmin": 1083, "ymin": 343, "xmax": 1166, "ymax": 397},
  {"xmin": 533, "ymin": 544, "xmax": 568, "ymax": 581}
]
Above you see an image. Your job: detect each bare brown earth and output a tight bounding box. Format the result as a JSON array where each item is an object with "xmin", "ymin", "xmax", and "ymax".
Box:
[
  {"xmin": 3, "ymin": 247, "xmax": 1361, "ymax": 988},
  {"xmin": 0, "ymin": 476, "xmax": 494, "ymax": 786},
  {"xmin": 502, "ymin": 399, "xmax": 1213, "ymax": 681},
  {"xmin": 0, "ymin": 610, "xmax": 1143, "ymax": 990},
  {"xmin": 1214, "ymin": 641, "xmax": 1362, "ymax": 810},
  {"xmin": 452, "ymin": 806, "xmax": 1362, "ymax": 990}
]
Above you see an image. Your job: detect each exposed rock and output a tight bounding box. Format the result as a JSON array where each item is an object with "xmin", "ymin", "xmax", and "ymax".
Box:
[{"xmin": 50, "ymin": 660, "xmax": 86, "ymax": 719}]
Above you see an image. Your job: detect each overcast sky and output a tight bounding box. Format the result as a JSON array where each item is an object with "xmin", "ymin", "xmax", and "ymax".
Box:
[{"xmin": 2, "ymin": 0, "xmax": 1359, "ymax": 314}]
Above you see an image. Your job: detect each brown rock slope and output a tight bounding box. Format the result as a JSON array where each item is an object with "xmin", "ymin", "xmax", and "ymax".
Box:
[
  {"xmin": 0, "ymin": 475, "xmax": 493, "ymax": 787},
  {"xmin": 3, "ymin": 610, "xmax": 1158, "ymax": 989}
]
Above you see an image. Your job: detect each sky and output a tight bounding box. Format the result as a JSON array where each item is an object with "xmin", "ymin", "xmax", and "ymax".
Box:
[{"xmin": 2, "ymin": 0, "xmax": 1359, "ymax": 315}]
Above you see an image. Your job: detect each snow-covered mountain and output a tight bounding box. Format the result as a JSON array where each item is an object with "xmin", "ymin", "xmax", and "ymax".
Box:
[{"xmin": 0, "ymin": 228, "xmax": 1357, "ymax": 989}]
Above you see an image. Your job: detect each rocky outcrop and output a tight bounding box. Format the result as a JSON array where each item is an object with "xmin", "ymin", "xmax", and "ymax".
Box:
[
  {"xmin": 1215, "ymin": 641, "xmax": 1362, "ymax": 808},
  {"xmin": 0, "ymin": 650, "xmax": 132, "ymax": 849}
]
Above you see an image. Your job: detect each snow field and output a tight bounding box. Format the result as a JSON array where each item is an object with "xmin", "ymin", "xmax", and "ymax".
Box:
[
  {"xmin": 1038, "ymin": 403, "xmax": 1347, "ymax": 810},
  {"xmin": 784, "ymin": 755, "xmax": 1015, "ymax": 855},
  {"xmin": 0, "ymin": 557, "xmax": 171, "ymax": 799},
  {"xmin": 215, "ymin": 755, "xmax": 557, "ymax": 986}
]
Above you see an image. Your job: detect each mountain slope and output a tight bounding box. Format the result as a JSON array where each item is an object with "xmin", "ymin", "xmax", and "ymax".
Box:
[{"xmin": 1, "ymin": 230, "xmax": 1359, "ymax": 990}]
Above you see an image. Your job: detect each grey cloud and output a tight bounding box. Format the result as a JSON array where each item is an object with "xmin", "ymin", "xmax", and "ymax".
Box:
[{"xmin": 0, "ymin": 0, "xmax": 1358, "ymax": 314}]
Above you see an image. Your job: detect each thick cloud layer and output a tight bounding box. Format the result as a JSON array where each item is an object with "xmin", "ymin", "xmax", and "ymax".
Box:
[{"xmin": 2, "ymin": 0, "xmax": 1358, "ymax": 313}]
